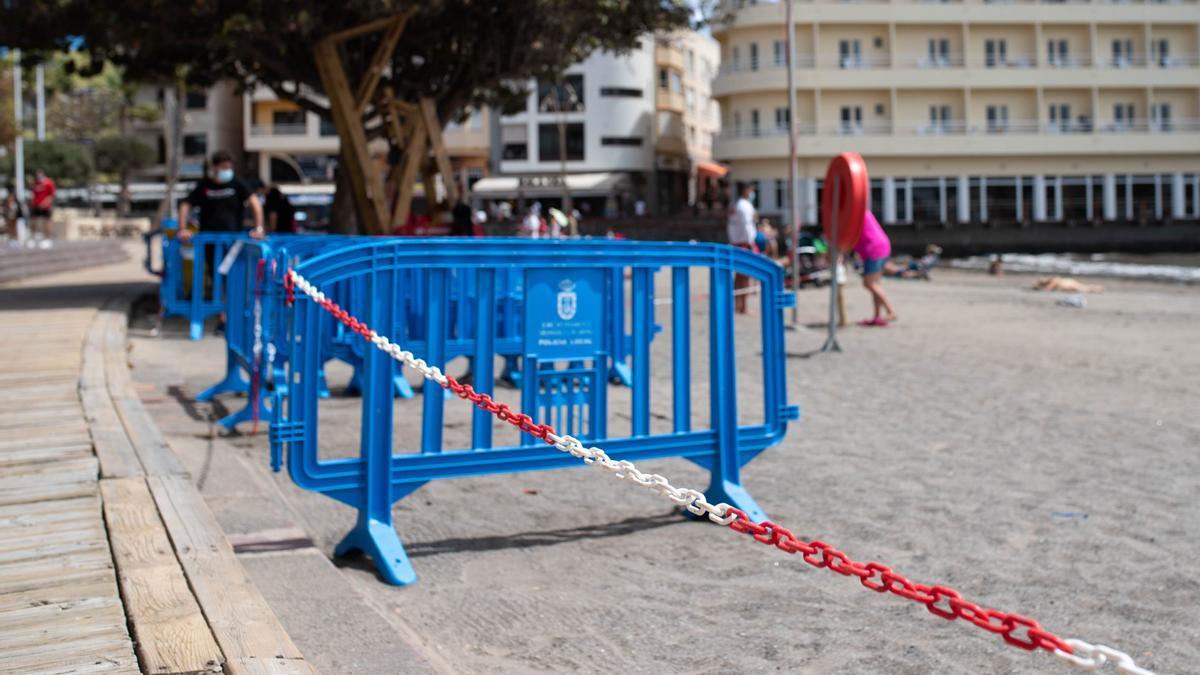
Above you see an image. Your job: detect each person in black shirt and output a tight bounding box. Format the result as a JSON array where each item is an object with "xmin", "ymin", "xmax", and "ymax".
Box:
[
  {"xmin": 451, "ymin": 197, "xmax": 473, "ymax": 237},
  {"xmin": 259, "ymin": 185, "xmax": 296, "ymax": 233},
  {"xmin": 177, "ymin": 150, "xmax": 264, "ymax": 243}
]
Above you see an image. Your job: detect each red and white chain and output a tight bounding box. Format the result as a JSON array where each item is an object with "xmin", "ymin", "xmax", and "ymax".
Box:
[{"xmin": 285, "ymin": 268, "xmax": 1156, "ymax": 675}]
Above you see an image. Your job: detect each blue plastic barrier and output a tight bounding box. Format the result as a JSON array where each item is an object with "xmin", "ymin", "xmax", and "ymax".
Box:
[
  {"xmin": 155, "ymin": 231, "xmax": 248, "ymax": 340},
  {"xmin": 269, "ymin": 239, "xmax": 798, "ymax": 585}
]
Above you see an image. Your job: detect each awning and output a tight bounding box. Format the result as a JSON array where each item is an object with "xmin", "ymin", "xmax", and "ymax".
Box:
[
  {"xmin": 696, "ymin": 161, "xmax": 729, "ymax": 177},
  {"xmin": 470, "ymin": 172, "xmax": 632, "ymax": 199}
]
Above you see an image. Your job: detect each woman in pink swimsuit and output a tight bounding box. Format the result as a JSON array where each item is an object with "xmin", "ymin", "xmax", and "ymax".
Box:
[{"xmin": 854, "ymin": 210, "xmax": 897, "ymax": 326}]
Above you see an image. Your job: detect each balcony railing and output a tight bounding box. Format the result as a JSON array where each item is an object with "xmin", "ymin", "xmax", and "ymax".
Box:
[
  {"xmin": 821, "ymin": 55, "xmax": 893, "ymax": 69},
  {"xmin": 714, "ymin": 117, "xmax": 1200, "ymax": 142},
  {"xmin": 830, "ymin": 121, "xmax": 894, "ymax": 135},
  {"xmin": 250, "ymin": 123, "xmax": 309, "ymax": 136},
  {"xmin": 718, "ymin": 55, "xmax": 816, "ymax": 75},
  {"xmin": 719, "ymin": 123, "xmax": 818, "ymax": 140},
  {"xmin": 907, "ymin": 54, "xmax": 966, "ymax": 68},
  {"xmin": 967, "ymin": 55, "xmax": 1037, "ymax": 68}
]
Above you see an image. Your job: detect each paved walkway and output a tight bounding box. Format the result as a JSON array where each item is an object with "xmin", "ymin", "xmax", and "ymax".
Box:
[{"xmin": 0, "ymin": 248, "xmax": 316, "ymax": 675}]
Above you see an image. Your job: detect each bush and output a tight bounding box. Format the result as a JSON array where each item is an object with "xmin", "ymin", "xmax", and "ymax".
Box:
[
  {"xmin": 94, "ymin": 136, "xmax": 155, "ymax": 178},
  {"xmin": 0, "ymin": 140, "xmax": 94, "ymax": 187}
]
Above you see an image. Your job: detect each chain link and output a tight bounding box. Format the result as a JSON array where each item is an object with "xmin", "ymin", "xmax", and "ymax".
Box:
[{"xmin": 284, "ymin": 268, "xmax": 1158, "ymax": 675}]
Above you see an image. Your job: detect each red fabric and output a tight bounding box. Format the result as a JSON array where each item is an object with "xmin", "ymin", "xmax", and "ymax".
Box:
[{"xmin": 31, "ymin": 178, "xmax": 56, "ymax": 209}]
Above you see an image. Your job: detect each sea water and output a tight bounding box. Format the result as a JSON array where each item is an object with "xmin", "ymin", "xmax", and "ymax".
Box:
[{"xmin": 949, "ymin": 253, "xmax": 1200, "ymax": 284}]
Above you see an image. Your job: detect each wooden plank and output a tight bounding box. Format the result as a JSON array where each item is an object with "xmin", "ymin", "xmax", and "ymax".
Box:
[
  {"xmin": 393, "ymin": 113, "xmax": 427, "ymax": 230},
  {"xmin": 419, "ymin": 96, "xmax": 460, "ymax": 204},
  {"xmin": 148, "ymin": 474, "xmax": 303, "ymax": 662},
  {"xmin": 0, "ymin": 563, "xmax": 116, "ymax": 596},
  {"xmin": 0, "ymin": 432, "xmax": 93, "ymax": 451},
  {"xmin": 0, "ymin": 443, "xmax": 93, "ymax": 467},
  {"xmin": 81, "ymin": 307, "xmax": 145, "ymax": 479},
  {"xmin": 0, "ymin": 480, "xmax": 96, "ymax": 507},
  {"xmin": 353, "ymin": 15, "xmax": 408, "ymax": 115},
  {"xmin": 101, "ymin": 477, "xmax": 223, "ymax": 675},
  {"xmin": 0, "ymin": 456, "xmax": 98, "ymax": 487},
  {"xmin": 225, "ymin": 657, "xmax": 321, "ymax": 675}
]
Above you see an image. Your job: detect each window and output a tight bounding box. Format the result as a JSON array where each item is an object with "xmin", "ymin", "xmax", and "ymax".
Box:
[
  {"xmin": 985, "ymin": 39, "xmax": 1007, "ymax": 67},
  {"xmin": 685, "ymin": 87, "xmax": 695, "ymax": 111},
  {"xmin": 537, "ymin": 75, "xmax": 585, "ymax": 112},
  {"xmin": 272, "ymin": 110, "xmax": 306, "ymax": 134},
  {"xmin": 182, "ymin": 133, "xmax": 207, "ymax": 157},
  {"xmin": 537, "ymin": 122, "xmax": 585, "ymax": 161},
  {"xmin": 1151, "ymin": 39, "xmax": 1169, "ymax": 66},
  {"xmin": 1111, "ymin": 39, "xmax": 1134, "ymax": 66},
  {"xmin": 986, "ymin": 105, "xmax": 1009, "ymax": 132},
  {"xmin": 601, "ymin": 136, "xmax": 643, "ymax": 146},
  {"xmin": 927, "ymin": 39, "xmax": 950, "ymax": 67},
  {"xmin": 929, "ymin": 105, "xmax": 952, "ymax": 133},
  {"xmin": 774, "ymin": 40, "xmax": 786, "ymax": 66},
  {"xmin": 774, "ymin": 107, "xmax": 790, "ymax": 131},
  {"xmin": 1151, "ymin": 102, "xmax": 1172, "ymax": 131},
  {"xmin": 687, "ymin": 49, "xmax": 695, "ymax": 73},
  {"xmin": 670, "ymin": 71, "xmax": 682, "ymax": 94},
  {"xmin": 749, "ymin": 43, "xmax": 759, "ymax": 71},
  {"xmin": 1048, "ymin": 104, "xmax": 1071, "ymax": 132},
  {"xmin": 733, "ymin": 111, "xmax": 742, "ymax": 136},
  {"xmin": 319, "ymin": 115, "xmax": 337, "ymax": 136},
  {"xmin": 600, "ymin": 87, "xmax": 643, "ymax": 98},
  {"xmin": 1047, "ymin": 39, "xmax": 1069, "ymax": 66},
  {"xmin": 1113, "ymin": 103, "xmax": 1135, "ymax": 129},
  {"xmin": 501, "ymin": 124, "xmax": 528, "ymax": 160},
  {"xmin": 732, "ymin": 46, "xmax": 741, "ymax": 71},
  {"xmin": 185, "ymin": 90, "xmax": 207, "ymax": 110},
  {"xmin": 775, "ymin": 179, "xmax": 788, "ymax": 211},
  {"xmin": 839, "ymin": 106, "xmax": 863, "ymax": 134},
  {"xmin": 750, "ymin": 109, "xmax": 761, "ymax": 137},
  {"xmin": 839, "ymin": 40, "xmax": 863, "ymax": 68}
]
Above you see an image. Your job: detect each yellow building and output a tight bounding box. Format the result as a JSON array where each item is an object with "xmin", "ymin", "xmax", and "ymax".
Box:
[{"xmin": 712, "ymin": 0, "xmax": 1200, "ymax": 227}]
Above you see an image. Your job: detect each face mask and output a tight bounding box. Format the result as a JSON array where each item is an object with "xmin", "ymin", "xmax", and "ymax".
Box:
[{"xmin": 215, "ymin": 168, "xmax": 234, "ymax": 183}]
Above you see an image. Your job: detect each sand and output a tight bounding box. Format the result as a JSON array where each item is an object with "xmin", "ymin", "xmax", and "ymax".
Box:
[{"xmin": 129, "ymin": 267, "xmax": 1200, "ymax": 674}]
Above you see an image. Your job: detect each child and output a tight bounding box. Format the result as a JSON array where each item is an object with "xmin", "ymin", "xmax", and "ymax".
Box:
[{"xmin": 854, "ymin": 210, "xmax": 897, "ymax": 326}]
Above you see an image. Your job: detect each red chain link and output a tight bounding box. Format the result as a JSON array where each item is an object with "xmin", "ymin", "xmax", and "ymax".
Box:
[
  {"xmin": 295, "ymin": 271, "xmax": 1075, "ymax": 660},
  {"xmin": 283, "ymin": 268, "xmax": 295, "ymax": 306},
  {"xmin": 722, "ymin": 508, "xmax": 1074, "ymax": 655}
]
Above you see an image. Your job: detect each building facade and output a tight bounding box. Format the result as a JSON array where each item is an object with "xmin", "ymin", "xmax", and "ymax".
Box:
[
  {"xmin": 130, "ymin": 81, "xmax": 244, "ymax": 181},
  {"xmin": 712, "ymin": 0, "xmax": 1200, "ymax": 227},
  {"xmin": 477, "ymin": 32, "xmax": 721, "ymax": 217}
]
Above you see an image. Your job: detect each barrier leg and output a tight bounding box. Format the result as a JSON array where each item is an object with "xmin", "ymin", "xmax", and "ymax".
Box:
[
  {"xmin": 500, "ymin": 355, "xmax": 521, "ymax": 386},
  {"xmin": 700, "ymin": 265, "xmax": 767, "ymax": 523},
  {"xmin": 216, "ymin": 393, "xmax": 271, "ymax": 431},
  {"xmin": 334, "ymin": 508, "xmax": 418, "ymax": 586},
  {"xmin": 196, "ymin": 349, "xmax": 248, "ymax": 401}
]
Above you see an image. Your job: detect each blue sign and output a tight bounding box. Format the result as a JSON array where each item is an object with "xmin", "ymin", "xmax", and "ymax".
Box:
[{"xmin": 524, "ymin": 268, "xmax": 606, "ymax": 360}]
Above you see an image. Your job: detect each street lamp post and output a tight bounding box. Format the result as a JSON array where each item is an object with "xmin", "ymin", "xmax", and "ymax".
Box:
[
  {"xmin": 786, "ymin": 0, "xmax": 802, "ymax": 327},
  {"xmin": 12, "ymin": 49, "xmax": 28, "ymax": 244}
]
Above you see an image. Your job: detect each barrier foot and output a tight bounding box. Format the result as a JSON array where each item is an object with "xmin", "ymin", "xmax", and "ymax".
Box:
[
  {"xmin": 347, "ymin": 368, "xmax": 416, "ymax": 399},
  {"xmin": 500, "ymin": 356, "xmax": 521, "ymax": 387},
  {"xmin": 216, "ymin": 396, "xmax": 271, "ymax": 431},
  {"xmin": 318, "ymin": 367, "xmax": 332, "ymax": 399},
  {"xmin": 609, "ymin": 362, "xmax": 633, "ymax": 387},
  {"xmin": 196, "ymin": 368, "xmax": 248, "ymax": 402},
  {"xmin": 190, "ymin": 320, "xmax": 204, "ymax": 341},
  {"xmin": 334, "ymin": 517, "xmax": 417, "ymax": 586},
  {"xmin": 696, "ymin": 480, "xmax": 767, "ymax": 524}
]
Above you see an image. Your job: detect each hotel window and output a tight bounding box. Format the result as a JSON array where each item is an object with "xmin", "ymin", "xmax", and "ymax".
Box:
[
  {"xmin": 839, "ymin": 106, "xmax": 863, "ymax": 134},
  {"xmin": 1151, "ymin": 39, "xmax": 1170, "ymax": 66},
  {"xmin": 1111, "ymin": 39, "xmax": 1134, "ymax": 67},
  {"xmin": 272, "ymin": 109, "xmax": 306, "ymax": 134},
  {"xmin": 749, "ymin": 43, "xmax": 759, "ymax": 71},
  {"xmin": 775, "ymin": 179, "xmax": 788, "ymax": 211},
  {"xmin": 687, "ymin": 49, "xmax": 695, "ymax": 73},
  {"xmin": 985, "ymin": 105, "xmax": 1009, "ymax": 133},
  {"xmin": 774, "ymin": 107, "xmax": 790, "ymax": 131},
  {"xmin": 1048, "ymin": 104, "xmax": 1071, "ymax": 132},
  {"xmin": 927, "ymin": 39, "xmax": 950, "ymax": 67},
  {"xmin": 537, "ymin": 75, "xmax": 585, "ymax": 112},
  {"xmin": 600, "ymin": 136, "xmax": 643, "ymax": 146},
  {"xmin": 685, "ymin": 87, "xmax": 695, "ymax": 111},
  {"xmin": 601, "ymin": 87, "xmax": 643, "ymax": 98},
  {"xmin": 774, "ymin": 40, "xmax": 786, "ymax": 66},
  {"xmin": 839, "ymin": 40, "xmax": 863, "ymax": 68},
  {"xmin": 733, "ymin": 111, "xmax": 742, "ymax": 136},
  {"xmin": 1047, "ymin": 39, "xmax": 1069, "ymax": 66},
  {"xmin": 985, "ymin": 39, "xmax": 1007, "ymax": 67},
  {"xmin": 1151, "ymin": 102, "xmax": 1172, "ymax": 131},
  {"xmin": 182, "ymin": 133, "xmax": 207, "ymax": 157},
  {"xmin": 750, "ymin": 109, "xmax": 761, "ymax": 137},
  {"xmin": 929, "ymin": 105, "xmax": 952, "ymax": 133},
  {"xmin": 185, "ymin": 90, "xmax": 207, "ymax": 110},
  {"xmin": 1113, "ymin": 103, "xmax": 1135, "ymax": 130},
  {"xmin": 501, "ymin": 125, "xmax": 528, "ymax": 160},
  {"xmin": 732, "ymin": 46, "xmax": 741, "ymax": 71}
]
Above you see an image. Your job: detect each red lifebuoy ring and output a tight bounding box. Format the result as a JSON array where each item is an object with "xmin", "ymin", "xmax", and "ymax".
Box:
[{"xmin": 821, "ymin": 152, "xmax": 869, "ymax": 250}]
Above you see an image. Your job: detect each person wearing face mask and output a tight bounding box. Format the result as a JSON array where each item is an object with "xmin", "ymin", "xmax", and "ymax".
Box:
[
  {"xmin": 177, "ymin": 150, "xmax": 264, "ymax": 244},
  {"xmin": 726, "ymin": 181, "xmax": 758, "ymax": 314}
]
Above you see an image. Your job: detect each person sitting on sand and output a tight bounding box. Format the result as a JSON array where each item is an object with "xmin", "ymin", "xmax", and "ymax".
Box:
[
  {"xmin": 1032, "ymin": 276, "xmax": 1104, "ymax": 293},
  {"xmin": 884, "ymin": 244, "xmax": 942, "ymax": 280}
]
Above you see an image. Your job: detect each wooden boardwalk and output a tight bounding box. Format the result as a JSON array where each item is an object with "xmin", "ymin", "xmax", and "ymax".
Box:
[{"xmin": 0, "ymin": 260, "xmax": 316, "ymax": 674}]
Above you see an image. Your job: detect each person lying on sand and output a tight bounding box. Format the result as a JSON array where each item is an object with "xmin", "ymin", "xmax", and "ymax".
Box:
[{"xmin": 1032, "ymin": 276, "xmax": 1104, "ymax": 293}]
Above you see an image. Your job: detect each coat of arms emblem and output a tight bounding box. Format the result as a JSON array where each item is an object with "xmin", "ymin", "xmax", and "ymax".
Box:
[{"xmin": 556, "ymin": 278, "xmax": 577, "ymax": 320}]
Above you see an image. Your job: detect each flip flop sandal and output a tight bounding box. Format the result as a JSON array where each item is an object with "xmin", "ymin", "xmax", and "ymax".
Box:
[{"xmin": 857, "ymin": 318, "xmax": 888, "ymax": 327}]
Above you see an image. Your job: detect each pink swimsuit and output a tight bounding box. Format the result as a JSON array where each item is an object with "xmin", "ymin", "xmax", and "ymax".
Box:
[{"xmin": 854, "ymin": 211, "xmax": 891, "ymax": 261}]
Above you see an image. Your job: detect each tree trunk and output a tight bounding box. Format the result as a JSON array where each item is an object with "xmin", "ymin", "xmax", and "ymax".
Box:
[
  {"xmin": 156, "ymin": 81, "xmax": 185, "ymax": 224},
  {"xmin": 118, "ymin": 168, "xmax": 131, "ymax": 216},
  {"xmin": 331, "ymin": 150, "xmax": 360, "ymax": 234}
]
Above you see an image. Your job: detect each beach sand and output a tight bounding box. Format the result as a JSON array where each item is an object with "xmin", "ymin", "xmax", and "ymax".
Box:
[{"xmin": 130, "ymin": 267, "xmax": 1199, "ymax": 674}]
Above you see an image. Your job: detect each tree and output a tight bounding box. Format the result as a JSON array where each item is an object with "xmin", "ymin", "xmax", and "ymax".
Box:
[
  {"xmin": 95, "ymin": 136, "xmax": 154, "ymax": 215},
  {"xmin": 0, "ymin": 140, "xmax": 94, "ymax": 187},
  {"xmin": 3, "ymin": 1, "xmax": 699, "ymax": 231}
]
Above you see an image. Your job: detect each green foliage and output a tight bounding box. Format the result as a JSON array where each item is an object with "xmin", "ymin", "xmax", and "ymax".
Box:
[
  {"xmin": 0, "ymin": 140, "xmax": 95, "ymax": 187},
  {"xmin": 94, "ymin": 136, "xmax": 155, "ymax": 177}
]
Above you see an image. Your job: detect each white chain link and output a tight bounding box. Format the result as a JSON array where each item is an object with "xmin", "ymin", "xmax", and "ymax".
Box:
[
  {"xmin": 286, "ymin": 268, "xmax": 1159, "ymax": 675},
  {"xmin": 1055, "ymin": 640, "xmax": 1156, "ymax": 675}
]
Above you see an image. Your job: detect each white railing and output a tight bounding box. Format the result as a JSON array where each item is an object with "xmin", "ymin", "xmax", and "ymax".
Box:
[
  {"xmin": 718, "ymin": 55, "xmax": 816, "ymax": 75},
  {"xmin": 249, "ymin": 123, "xmax": 309, "ymax": 136},
  {"xmin": 718, "ymin": 123, "xmax": 818, "ymax": 140},
  {"xmin": 967, "ymin": 55, "xmax": 1037, "ymax": 69},
  {"xmin": 909, "ymin": 54, "xmax": 966, "ymax": 68},
  {"xmin": 1043, "ymin": 55, "xmax": 1093, "ymax": 67}
]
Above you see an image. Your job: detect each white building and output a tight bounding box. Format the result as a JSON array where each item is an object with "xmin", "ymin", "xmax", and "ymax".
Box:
[{"xmin": 475, "ymin": 32, "xmax": 721, "ymax": 217}]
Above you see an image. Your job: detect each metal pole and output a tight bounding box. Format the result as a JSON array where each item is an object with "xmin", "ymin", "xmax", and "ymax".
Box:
[
  {"xmin": 13, "ymin": 50, "xmax": 28, "ymax": 244},
  {"xmin": 786, "ymin": 0, "xmax": 802, "ymax": 328},
  {"xmin": 35, "ymin": 63, "xmax": 45, "ymax": 140},
  {"xmin": 820, "ymin": 176, "xmax": 841, "ymax": 353}
]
